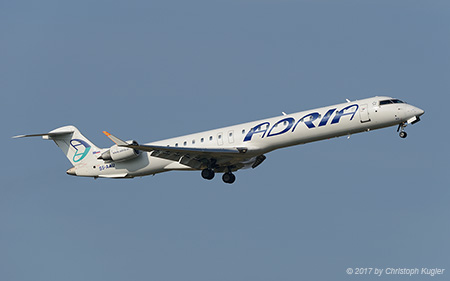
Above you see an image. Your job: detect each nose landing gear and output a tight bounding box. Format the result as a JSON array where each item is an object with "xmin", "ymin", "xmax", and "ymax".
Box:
[{"xmin": 397, "ymin": 122, "xmax": 408, "ymax": 138}]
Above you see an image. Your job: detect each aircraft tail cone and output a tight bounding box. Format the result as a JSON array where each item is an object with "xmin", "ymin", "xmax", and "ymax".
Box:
[{"xmin": 66, "ymin": 167, "xmax": 76, "ymax": 176}]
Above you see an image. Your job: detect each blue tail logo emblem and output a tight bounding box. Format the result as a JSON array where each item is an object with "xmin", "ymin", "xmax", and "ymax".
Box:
[{"xmin": 70, "ymin": 139, "xmax": 91, "ymax": 162}]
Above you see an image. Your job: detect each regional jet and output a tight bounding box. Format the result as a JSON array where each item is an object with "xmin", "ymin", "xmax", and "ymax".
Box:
[{"xmin": 14, "ymin": 96, "xmax": 424, "ymax": 183}]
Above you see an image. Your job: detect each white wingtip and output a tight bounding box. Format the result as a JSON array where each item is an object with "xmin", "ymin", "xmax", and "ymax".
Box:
[
  {"xmin": 12, "ymin": 135, "xmax": 26, "ymax": 139},
  {"xmin": 12, "ymin": 133, "xmax": 49, "ymax": 139}
]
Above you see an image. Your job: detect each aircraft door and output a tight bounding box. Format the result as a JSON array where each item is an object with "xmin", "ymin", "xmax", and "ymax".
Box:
[{"xmin": 359, "ymin": 104, "xmax": 371, "ymax": 123}]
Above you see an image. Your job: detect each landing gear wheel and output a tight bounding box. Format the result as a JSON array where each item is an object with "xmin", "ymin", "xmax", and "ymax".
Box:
[
  {"xmin": 201, "ymin": 169, "xmax": 215, "ymax": 180},
  {"xmin": 222, "ymin": 172, "xmax": 236, "ymax": 184},
  {"xmin": 397, "ymin": 122, "xmax": 408, "ymax": 139}
]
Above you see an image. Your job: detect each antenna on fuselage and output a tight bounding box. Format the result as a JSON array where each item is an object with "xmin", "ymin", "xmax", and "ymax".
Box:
[
  {"xmin": 346, "ymin": 99, "xmax": 351, "ymax": 103},
  {"xmin": 282, "ymin": 112, "xmax": 287, "ymax": 116}
]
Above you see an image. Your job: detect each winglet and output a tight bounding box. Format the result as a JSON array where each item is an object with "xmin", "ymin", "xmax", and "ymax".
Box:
[{"xmin": 103, "ymin": 131, "xmax": 128, "ymax": 145}]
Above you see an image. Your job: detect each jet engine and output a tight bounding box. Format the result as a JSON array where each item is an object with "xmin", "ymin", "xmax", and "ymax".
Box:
[{"xmin": 99, "ymin": 140, "xmax": 140, "ymax": 162}]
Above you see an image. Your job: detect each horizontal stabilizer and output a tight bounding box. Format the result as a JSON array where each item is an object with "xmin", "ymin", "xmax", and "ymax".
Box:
[
  {"xmin": 12, "ymin": 133, "xmax": 50, "ymax": 139},
  {"xmin": 12, "ymin": 129, "xmax": 74, "ymax": 139}
]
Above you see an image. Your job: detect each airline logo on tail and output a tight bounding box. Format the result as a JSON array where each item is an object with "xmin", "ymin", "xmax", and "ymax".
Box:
[{"xmin": 70, "ymin": 139, "xmax": 91, "ymax": 162}]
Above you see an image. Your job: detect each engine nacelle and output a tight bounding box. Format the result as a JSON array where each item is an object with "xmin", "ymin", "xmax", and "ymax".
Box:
[{"xmin": 99, "ymin": 140, "xmax": 140, "ymax": 162}]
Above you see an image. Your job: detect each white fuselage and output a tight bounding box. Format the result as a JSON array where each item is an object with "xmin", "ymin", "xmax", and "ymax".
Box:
[{"xmin": 75, "ymin": 96, "xmax": 424, "ymax": 179}]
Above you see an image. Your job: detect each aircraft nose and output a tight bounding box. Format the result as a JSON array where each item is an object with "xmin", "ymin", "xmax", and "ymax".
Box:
[
  {"xmin": 415, "ymin": 107, "xmax": 425, "ymax": 116},
  {"xmin": 66, "ymin": 167, "xmax": 76, "ymax": 176}
]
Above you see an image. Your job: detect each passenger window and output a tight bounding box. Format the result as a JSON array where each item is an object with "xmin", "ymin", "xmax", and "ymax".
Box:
[
  {"xmin": 183, "ymin": 141, "xmax": 187, "ymax": 146},
  {"xmin": 201, "ymin": 138, "xmax": 204, "ymax": 143},
  {"xmin": 209, "ymin": 136, "xmax": 213, "ymax": 141}
]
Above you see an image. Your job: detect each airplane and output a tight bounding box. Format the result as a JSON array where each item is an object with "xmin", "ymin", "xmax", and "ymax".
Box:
[{"xmin": 13, "ymin": 96, "xmax": 424, "ymax": 184}]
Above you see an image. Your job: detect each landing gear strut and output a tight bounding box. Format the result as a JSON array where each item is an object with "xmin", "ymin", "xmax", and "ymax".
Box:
[
  {"xmin": 201, "ymin": 163, "xmax": 236, "ymax": 184},
  {"xmin": 397, "ymin": 123, "xmax": 408, "ymax": 138}
]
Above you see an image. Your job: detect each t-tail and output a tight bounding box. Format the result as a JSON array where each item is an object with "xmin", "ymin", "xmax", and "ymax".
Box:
[{"xmin": 13, "ymin": 125, "xmax": 101, "ymax": 167}]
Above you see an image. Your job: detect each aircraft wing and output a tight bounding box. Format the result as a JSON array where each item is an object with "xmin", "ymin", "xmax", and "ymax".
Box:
[
  {"xmin": 102, "ymin": 131, "xmax": 256, "ymax": 171},
  {"xmin": 122, "ymin": 143, "xmax": 251, "ymax": 170},
  {"xmin": 124, "ymin": 143, "xmax": 248, "ymax": 155},
  {"xmin": 104, "ymin": 131, "xmax": 248, "ymax": 156}
]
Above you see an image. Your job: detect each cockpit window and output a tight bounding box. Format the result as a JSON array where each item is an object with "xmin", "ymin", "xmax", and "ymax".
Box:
[
  {"xmin": 379, "ymin": 100, "xmax": 393, "ymax": 105},
  {"xmin": 379, "ymin": 99, "xmax": 405, "ymax": 106}
]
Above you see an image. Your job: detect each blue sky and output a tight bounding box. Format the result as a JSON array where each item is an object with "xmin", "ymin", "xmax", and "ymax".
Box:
[{"xmin": 1, "ymin": 1, "xmax": 449, "ymax": 280}]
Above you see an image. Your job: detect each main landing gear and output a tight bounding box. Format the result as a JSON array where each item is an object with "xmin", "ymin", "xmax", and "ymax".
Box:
[
  {"xmin": 222, "ymin": 172, "xmax": 236, "ymax": 184},
  {"xmin": 397, "ymin": 122, "xmax": 408, "ymax": 139},
  {"xmin": 201, "ymin": 168, "xmax": 215, "ymax": 180},
  {"xmin": 201, "ymin": 168, "xmax": 236, "ymax": 184}
]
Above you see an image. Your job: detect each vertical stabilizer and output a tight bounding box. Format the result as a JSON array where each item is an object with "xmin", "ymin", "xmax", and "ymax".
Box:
[
  {"xmin": 14, "ymin": 125, "xmax": 101, "ymax": 166},
  {"xmin": 48, "ymin": 126, "xmax": 100, "ymax": 166}
]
